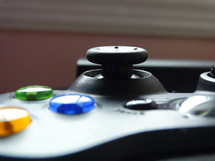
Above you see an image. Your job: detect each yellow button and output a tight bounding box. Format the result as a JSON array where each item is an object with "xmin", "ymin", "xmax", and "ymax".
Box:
[{"xmin": 0, "ymin": 107, "xmax": 31, "ymax": 137}]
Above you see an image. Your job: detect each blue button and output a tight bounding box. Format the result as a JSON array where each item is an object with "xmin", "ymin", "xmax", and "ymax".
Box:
[{"xmin": 49, "ymin": 94, "xmax": 95, "ymax": 115}]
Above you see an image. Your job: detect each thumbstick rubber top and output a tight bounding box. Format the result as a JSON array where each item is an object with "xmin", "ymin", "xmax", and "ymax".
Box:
[
  {"xmin": 86, "ymin": 46, "xmax": 148, "ymax": 65},
  {"xmin": 86, "ymin": 46, "xmax": 148, "ymax": 79}
]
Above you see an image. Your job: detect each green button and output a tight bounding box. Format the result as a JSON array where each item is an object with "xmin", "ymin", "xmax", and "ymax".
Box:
[{"xmin": 15, "ymin": 85, "xmax": 53, "ymax": 100}]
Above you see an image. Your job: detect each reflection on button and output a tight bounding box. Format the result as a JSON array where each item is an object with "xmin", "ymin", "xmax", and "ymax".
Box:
[
  {"xmin": 0, "ymin": 107, "xmax": 31, "ymax": 137},
  {"xmin": 179, "ymin": 96, "xmax": 215, "ymax": 117},
  {"xmin": 49, "ymin": 94, "xmax": 95, "ymax": 115},
  {"xmin": 15, "ymin": 85, "xmax": 53, "ymax": 101},
  {"xmin": 125, "ymin": 99, "xmax": 157, "ymax": 110}
]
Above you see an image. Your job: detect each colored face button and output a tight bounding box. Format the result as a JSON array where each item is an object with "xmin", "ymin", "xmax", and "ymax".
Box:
[
  {"xmin": 0, "ymin": 107, "xmax": 31, "ymax": 137},
  {"xmin": 15, "ymin": 85, "xmax": 53, "ymax": 100},
  {"xmin": 49, "ymin": 94, "xmax": 95, "ymax": 115}
]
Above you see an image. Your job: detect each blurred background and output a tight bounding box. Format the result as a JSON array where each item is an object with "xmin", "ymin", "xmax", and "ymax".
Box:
[{"xmin": 0, "ymin": 0, "xmax": 215, "ymax": 93}]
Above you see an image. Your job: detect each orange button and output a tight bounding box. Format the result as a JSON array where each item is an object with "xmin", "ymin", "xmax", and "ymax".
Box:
[{"xmin": 0, "ymin": 107, "xmax": 31, "ymax": 137}]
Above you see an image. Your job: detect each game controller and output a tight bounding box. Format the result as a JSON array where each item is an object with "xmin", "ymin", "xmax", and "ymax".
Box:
[{"xmin": 1, "ymin": 46, "xmax": 215, "ymax": 161}]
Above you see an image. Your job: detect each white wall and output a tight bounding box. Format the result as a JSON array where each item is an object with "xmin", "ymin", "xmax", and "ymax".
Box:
[{"xmin": 0, "ymin": 0, "xmax": 215, "ymax": 38}]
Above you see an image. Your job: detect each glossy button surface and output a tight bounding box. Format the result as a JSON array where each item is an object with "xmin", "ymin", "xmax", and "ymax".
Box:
[
  {"xmin": 125, "ymin": 99, "xmax": 157, "ymax": 110},
  {"xmin": 49, "ymin": 94, "xmax": 95, "ymax": 115},
  {"xmin": 179, "ymin": 96, "xmax": 215, "ymax": 117},
  {"xmin": 0, "ymin": 107, "xmax": 31, "ymax": 137},
  {"xmin": 15, "ymin": 85, "xmax": 53, "ymax": 100}
]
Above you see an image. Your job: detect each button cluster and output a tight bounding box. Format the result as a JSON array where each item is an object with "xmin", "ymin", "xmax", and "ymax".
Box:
[
  {"xmin": 0, "ymin": 85, "xmax": 95, "ymax": 137},
  {"xmin": 2, "ymin": 85, "xmax": 157, "ymax": 137}
]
